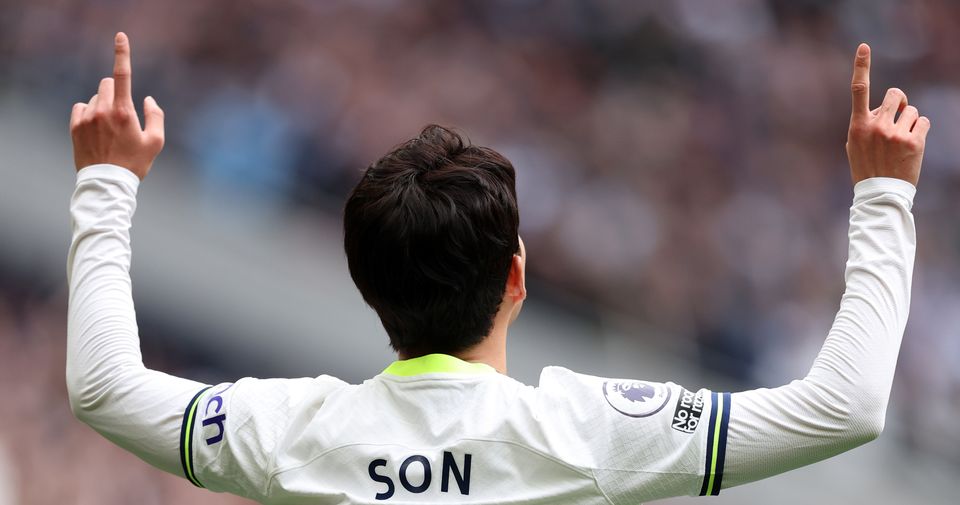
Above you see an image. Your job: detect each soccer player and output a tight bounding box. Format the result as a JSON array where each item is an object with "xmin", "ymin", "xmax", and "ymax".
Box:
[{"xmin": 67, "ymin": 33, "xmax": 929, "ymax": 503}]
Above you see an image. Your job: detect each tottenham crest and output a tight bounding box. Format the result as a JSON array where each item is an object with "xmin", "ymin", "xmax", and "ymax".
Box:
[{"xmin": 602, "ymin": 380, "xmax": 671, "ymax": 418}]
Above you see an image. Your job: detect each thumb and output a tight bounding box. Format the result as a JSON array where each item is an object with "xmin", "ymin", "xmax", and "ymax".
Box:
[{"xmin": 143, "ymin": 96, "xmax": 165, "ymax": 148}]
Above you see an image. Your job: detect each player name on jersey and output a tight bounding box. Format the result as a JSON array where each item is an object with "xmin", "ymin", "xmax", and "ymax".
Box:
[{"xmin": 368, "ymin": 451, "xmax": 472, "ymax": 500}]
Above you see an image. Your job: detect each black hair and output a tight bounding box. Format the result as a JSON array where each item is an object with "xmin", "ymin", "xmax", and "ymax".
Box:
[{"xmin": 344, "ymin": 125, "xmax": 520, "ymax": 357}]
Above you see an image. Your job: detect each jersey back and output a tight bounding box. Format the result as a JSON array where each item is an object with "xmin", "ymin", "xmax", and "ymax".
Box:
[{"xmin": 181, "ymin": 354, "xmax": 728, "ymax": 504}]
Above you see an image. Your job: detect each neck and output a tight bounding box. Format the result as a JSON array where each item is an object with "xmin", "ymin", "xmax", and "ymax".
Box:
[
  {"xmin": 453, "ymin": 324, "xmax": 507, "ymax": 374},
  {"xmin": 399, "ymin": 319, "xmax": 509, "ymax": 374}
]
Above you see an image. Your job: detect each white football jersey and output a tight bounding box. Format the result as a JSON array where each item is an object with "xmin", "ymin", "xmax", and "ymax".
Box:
[
  {"xmin": 67, "ymin": 165, "xmax": 916, "ymax": 505},
  {"xmin": 181, "ymin": 355, "xmax": 728, "ymax": 504}
]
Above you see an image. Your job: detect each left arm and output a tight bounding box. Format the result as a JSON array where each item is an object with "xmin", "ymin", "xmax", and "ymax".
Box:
[
  {"xmin": 66, "ymin": 32, "xmax": 206, "ymax": 477},
  {"xmin": 67, "ymin": 163, "xmax": 208, "ymax": 476}
]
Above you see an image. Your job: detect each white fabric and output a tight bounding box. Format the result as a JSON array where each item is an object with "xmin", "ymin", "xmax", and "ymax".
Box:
[{"xmin": 66, "ymin": 164, "xmax": 916, "ymax": 504}]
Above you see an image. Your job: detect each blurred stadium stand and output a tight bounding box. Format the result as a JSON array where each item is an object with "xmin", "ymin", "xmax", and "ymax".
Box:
[{"xmin": 1, "ymin": 0, "xmax": 960, "ymax": 503}]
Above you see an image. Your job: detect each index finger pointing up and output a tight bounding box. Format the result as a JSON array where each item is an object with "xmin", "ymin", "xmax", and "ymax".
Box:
[
  {"xmin": 113, "ymin": 32, "xmax": 132, "ymax": 104},
  {"xmin": 851, "ymin": 43, "xmax": 871, "ymax": 119}
]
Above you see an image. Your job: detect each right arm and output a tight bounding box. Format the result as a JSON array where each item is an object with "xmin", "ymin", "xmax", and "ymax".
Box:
[
  {"xmin": 712, "ymin": 43, "xmax": 930, "ymax": 492},
  {"xmin": 723, "ymin": 175, "xmax": 915, "ymax": 488},
  {"xmin": 718, "ymin": 42, "xmax": 931, "ymax": 489},
  {"xmin": 558, "ymin": 175, "xmax": 921, "ymax": 502},
  {"xmin": 540, "ymin": 44, "xmax": 932, "ymax": 504}
]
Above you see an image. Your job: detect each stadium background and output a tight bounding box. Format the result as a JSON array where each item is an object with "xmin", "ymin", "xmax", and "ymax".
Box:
[{"xmin": 1, "ymin": 0, "xmax": 959, "ymax": 503}]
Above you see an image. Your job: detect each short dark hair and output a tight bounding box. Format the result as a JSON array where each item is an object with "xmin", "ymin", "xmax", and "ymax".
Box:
[{"xmin": 344, "ymin": 125, "xmax": 520, "ymax": 357}]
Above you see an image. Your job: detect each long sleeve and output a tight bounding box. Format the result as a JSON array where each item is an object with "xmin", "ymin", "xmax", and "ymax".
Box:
[
  {"xmin": 721, "ymin": 176, "xmax": 917, "ymax": 487},
  {"xmin": 66, "ymin": 164, "xmax": 208, "ymax": 477},
  {"xmin": 509, "ymin": 177, "xmax": 917, "ymax": 504},
  {"xmin": 64, "ymin": 164, "xmax": 919, "ymax": 501}
]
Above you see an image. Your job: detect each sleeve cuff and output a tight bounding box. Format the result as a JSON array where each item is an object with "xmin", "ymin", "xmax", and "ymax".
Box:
[
  {"xmin": 180, "ymin": 386, "xmax": 213, "ymax": 488},
  {"xmin": 853, "ymin": 177, "xmax": 916, "ymax": 206},
  {"xmin": 76, "ymin": 164, "xmax": 141, "ymax": 190},
  {"xmin": 699, "ymin": 391, "xmax": 731, "ymax": 496}
]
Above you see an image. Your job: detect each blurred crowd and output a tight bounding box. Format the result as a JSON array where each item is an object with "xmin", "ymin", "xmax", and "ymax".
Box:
[{"xmin": 1, "ymin": 0, "xmax": 959, "ymax": 492}]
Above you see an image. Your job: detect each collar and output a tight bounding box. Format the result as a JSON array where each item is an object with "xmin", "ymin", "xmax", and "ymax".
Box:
[{"xmin": 382, "ymin": 353, "xmax": 498, "ymax": 377}]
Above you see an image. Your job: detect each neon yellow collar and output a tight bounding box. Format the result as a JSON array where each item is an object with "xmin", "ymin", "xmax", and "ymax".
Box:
[{"xmin": 382, "ymin": 353, "xmax": 497, "ymax": 376}]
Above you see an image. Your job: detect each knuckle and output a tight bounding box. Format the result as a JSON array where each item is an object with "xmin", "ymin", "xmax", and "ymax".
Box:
[
  {"xmin": 848, "ymin": 125, "xmax": 864, "ymax": 138},
  {"xmin": 146, "ymin": 133, "xmax": 165, "ymax": 149},
  {"xmin": 851, "ymin": 82, "xmax": 868, "ymax": 93},
  {"xmin": 112, "ymin": 107, "xmax": 132, "ymax": 121},
  {"xmin": 887, "ymin": 87, "xmax": 908, "ymax": 102},
  {"xmin": 878, "ymin": 127, "xmax": 897, "ymax": 141},
  {"xmin": 889, "ymin": 132, "xmax": 920, "ymax": 146}
]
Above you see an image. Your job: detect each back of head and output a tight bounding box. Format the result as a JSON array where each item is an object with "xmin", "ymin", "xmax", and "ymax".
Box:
[{"xmin": 344, "ymin": 125, "xmax": 520, "ymax": 357}]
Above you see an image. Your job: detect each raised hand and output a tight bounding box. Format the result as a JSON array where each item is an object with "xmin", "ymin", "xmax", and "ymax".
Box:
[
  {"xmin": 846, "ymin": 43, "xmax": 929, "ymax": 186},
  {"xmin": 70, "ymin": 32, "xmax": 165, "ymax": 179}
]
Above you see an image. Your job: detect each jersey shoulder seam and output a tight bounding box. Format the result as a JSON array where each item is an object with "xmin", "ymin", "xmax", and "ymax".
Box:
[
  {"xmin": 588, "ymin": 468, "xmax": 617, "ymax": 505},
  {"xmin": 253, "ymin": 377, "xmax": 352, "ymax": 499}
]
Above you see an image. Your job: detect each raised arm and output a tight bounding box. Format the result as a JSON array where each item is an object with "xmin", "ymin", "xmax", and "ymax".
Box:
[
  {"xmin": 66, "ymin": 33, "xmax": 207, "ymax": 476},
  {"xmin": 720, "ymin": 43, "xmax": 930, "ymax": 489}
]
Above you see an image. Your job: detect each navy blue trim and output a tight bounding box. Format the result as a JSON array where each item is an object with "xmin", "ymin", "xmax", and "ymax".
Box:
[
  {"xmin": 179, "ymin": 386, "xmax": 211, "ymax": 488},
  {"xmin": 712, "ymin": 392, "xmax": 732, "ymax": 495},
  {"xmin": 699, "ymin": 391, "xmax": 719, "ymax": 496}
]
